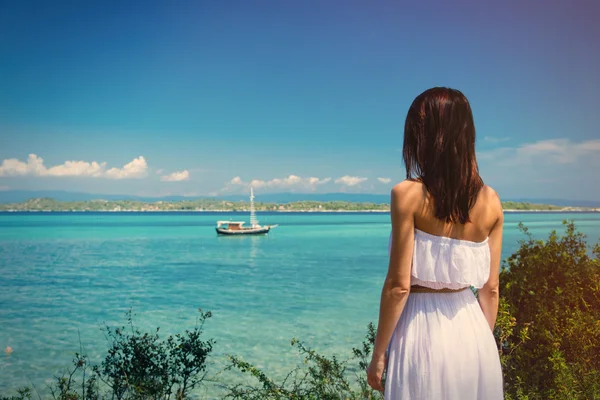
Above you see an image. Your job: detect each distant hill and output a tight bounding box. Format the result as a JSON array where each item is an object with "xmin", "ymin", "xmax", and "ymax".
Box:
[
  {"xmin": 0, "ymin": 190, "xmax": 391, "ymax": 204},
  {"xmin": 503, "ymin": 198, "xmax": 600, "ymax": 208},
  {"xmin": 0, "ymin": 190, "xmax": 598, "ymax": 207}
]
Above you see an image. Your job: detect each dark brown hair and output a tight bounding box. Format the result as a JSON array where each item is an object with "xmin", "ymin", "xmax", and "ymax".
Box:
[{"xmin": 403, "ymin": 87, "xmax": 483, "ymax": 224}]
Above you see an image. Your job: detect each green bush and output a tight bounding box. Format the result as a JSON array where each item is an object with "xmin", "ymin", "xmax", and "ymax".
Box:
[
  {"xmin": 93, "ymin": 309, "xmax": 214, "ymax": 399},
  {"xmin": 494, "ymin": 221, "xmax": 600, "ymax": 399},
  {"xmin": 2, "ymin": 309, "xmax": 215, "ymax": 400},
  {"xmin": 222, "ymin": 323, "xmax": 381, "ymax": 400}
]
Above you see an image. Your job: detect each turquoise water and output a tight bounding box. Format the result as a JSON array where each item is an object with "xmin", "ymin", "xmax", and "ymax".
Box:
[{"xmin": 1, "ymin": 212, "xmax": 599, "ymax": 397}]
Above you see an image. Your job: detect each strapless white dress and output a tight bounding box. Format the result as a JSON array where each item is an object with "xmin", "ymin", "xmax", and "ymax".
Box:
[{"xmin": 384, "ymin": 229, "xmax": 503, "ymax": 399}]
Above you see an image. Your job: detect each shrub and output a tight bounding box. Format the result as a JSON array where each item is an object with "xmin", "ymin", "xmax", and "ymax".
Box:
[
  {"xmin": 494, "ymin": 221, "xmax": 600, "ymax": 399},
  {"xmin": 92, "ymin": 309, "xmax": 214, "ymax": 399},
  {"xmin": 1, "ymin": 309, "xmax": 215, "ymax": 400},
  {"xmin": 223, "ymin": 323, "xmax": 382, "ymax": 400}
]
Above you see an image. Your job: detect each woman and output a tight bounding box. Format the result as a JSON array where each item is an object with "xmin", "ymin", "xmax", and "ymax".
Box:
[{"xmin": 367, "ymin": 87, "xmax": 504, "ymax": 399}]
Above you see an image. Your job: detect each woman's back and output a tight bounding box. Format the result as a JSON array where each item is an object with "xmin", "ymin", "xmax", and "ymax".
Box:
[
  {"xmin": 409, "ymin": 180, "xmax": 502, "ymax": 243},
  {"xmin": 388, "ymin": 180, "xmax": 502, "ymax": 293},
  {"xmin": 367, "ymin": 88, "xmax": 504, "ymax": 399},
  {"xmin": 382, "ymin": 180, "xmax": 504, "ymax": 399}
]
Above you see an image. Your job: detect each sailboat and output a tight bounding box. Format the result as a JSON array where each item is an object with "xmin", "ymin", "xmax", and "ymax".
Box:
[{"xmin": 215, "ymin": 187, "xmax": 278, "ymax": 235}]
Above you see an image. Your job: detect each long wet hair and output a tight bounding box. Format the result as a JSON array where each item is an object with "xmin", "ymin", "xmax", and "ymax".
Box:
[{"xmin": 403, "ymin": 87, "xmax": 483, "ymax": 224}]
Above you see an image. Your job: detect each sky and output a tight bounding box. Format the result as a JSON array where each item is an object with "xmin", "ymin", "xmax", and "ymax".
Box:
[{"xmin": 0, "ymin": 0, "xmax": 599, "ymax": 200}]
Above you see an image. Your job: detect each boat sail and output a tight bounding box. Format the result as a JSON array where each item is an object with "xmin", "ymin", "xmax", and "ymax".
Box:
[
  {"xmin": 215, "ymin": 187, "xmax": 277, "ymax": 235},
  {"xmin": 249, "ymin": 187, "xmax": 258, "ymax": 227}
]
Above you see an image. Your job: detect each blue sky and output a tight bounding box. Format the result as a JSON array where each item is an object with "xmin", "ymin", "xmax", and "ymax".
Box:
[{"xmin": 1, "ymin": 0, "xmax": 599, "ymax": 199}]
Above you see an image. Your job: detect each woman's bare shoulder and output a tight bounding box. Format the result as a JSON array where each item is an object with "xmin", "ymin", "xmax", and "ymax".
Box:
[
  {"xmin": 391, "ymin": 180, "xmax": 425, "ymax": 212},
  {"xmin": 481, "ymin": 184, "xmax": 501, "ymax": 203},
  {"xmin": 479, "ymin": 185, "xmax": 503, "ymax": 217}
]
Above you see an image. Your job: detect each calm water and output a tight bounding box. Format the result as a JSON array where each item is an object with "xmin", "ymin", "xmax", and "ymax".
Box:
[{"xmin": 1, "ymin": 212, "xmax": 599, "ymax": 397}]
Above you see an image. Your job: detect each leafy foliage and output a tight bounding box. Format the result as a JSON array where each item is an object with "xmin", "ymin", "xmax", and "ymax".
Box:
[
  {"xmin": 0, "ymin": 388, "xmax": 32, "ymax": 400},
  {"xmin": 93, "ymin": 309, "xmax": 214, "ymax": 399},
  {"xmin": 223, "ymin": 323, "xmax": 382, "ymax": 400},
  {"xmin": 501, "ymin": 202, "xmax": 562, "ymax": 211},
  {"xmin": 1, "ymin": 309, "xmax": 215, "ymax": 400},
  {"xmin": 494, "ymin": 221, "xmax": 600, "ymax": 399}
]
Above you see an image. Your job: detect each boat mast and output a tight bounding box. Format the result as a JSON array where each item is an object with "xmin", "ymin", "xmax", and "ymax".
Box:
[{"xmin": 250, "ymin": 186, "xmax": 258, "ymax": 227}]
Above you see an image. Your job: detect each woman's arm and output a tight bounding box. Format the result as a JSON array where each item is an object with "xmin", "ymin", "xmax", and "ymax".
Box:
[
  {"xmin": 367, "ymin": 182, "xmax": 417, "ymax": 392},
  {"xmin": 478, "ymin": 191, "xmax": 503, "ymax": 331}
]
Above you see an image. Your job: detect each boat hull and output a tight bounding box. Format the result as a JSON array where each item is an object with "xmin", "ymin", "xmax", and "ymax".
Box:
[{"xmin": 216, "ymin": 226, "xmax": 271, "ymax": 235}]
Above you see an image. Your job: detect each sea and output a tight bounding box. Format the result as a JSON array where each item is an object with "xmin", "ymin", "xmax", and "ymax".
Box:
[{"xmin": 0, "ymin": 211, "xmax": 599, "ymax": 398}]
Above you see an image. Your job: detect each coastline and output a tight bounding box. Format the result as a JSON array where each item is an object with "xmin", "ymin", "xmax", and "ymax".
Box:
[
  {"xmin": 503, "ymin": 208, "xmax": 600, "ymax": 213},
  {"xmin": 3, "ymin": 198, "xmax": 598, "ymax": 213},
  {"xmin": 1, "ymin": 208, "xmax": 598, "ymax": 213}
]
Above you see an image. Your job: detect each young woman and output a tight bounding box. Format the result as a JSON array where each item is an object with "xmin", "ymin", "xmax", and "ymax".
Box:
[{"xmin": 367, "ymin": 87, "xmax": 504, "ymax": 399}]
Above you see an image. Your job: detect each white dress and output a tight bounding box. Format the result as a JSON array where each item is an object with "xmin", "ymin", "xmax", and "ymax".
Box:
[{"xmin": 385, "ymin": 229, "xmax": 503, "ymax": 399}]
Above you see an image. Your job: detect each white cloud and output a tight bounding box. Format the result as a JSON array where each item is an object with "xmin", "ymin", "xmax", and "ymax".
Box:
[
  {"xmin": 480, "ymin": 139, "xmax": 600, "ymax": 166},
  {"xmin": 252, "ymin": 175, "xmax": 331, "ymax": 189},
  {"xmin": 377, "ymin": 177, "xmax": 392, "ymax": 184},
  {"xmin": 308, "ymin": 176, "xmax": 330, "ymax": 185},
  {"xmin": 46, "ymin": 160, "xmax": 106, "ymax": 177},
  {"xmin": 0, "ymin": 154, "xmax": 50, "ymax": 177},
  {"xmin": 105, "ymin": 156, "xmax": 148, "ymax": 179},
  {"xmin": 160, "ymin": 170, "xmax": 190, "ymax": 182},
  {"xmin": 249, "ymin": 179, "xmax": 267, "ymax": 188},
  {"xmin": 226, "ymin": 174, "xmax": 368, "ymax": 191},
  {"xmin": 335, "ymin": 175, "xmax": 368, "ymax": 187},
  {"xmin": 478, "ymin": 138, "xmax": 600, "ymax": 199},
  {"xmin": 516, "ymin": 139, "xmax": 600, "ymax": 164},
  {"xmin": 225, "ymin": 175, "xmax": 331, "ymax": 192},
  {"xmin": 155, "ymin": 169, "xmax": 164, "ymax": 175},
  {"xmin": 0, "ymin": 154, "xmax": 148, "ymax": 179},
  {"xmin": 230, "ymin": 176, "xmax": 244, "ymax": 185}
]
